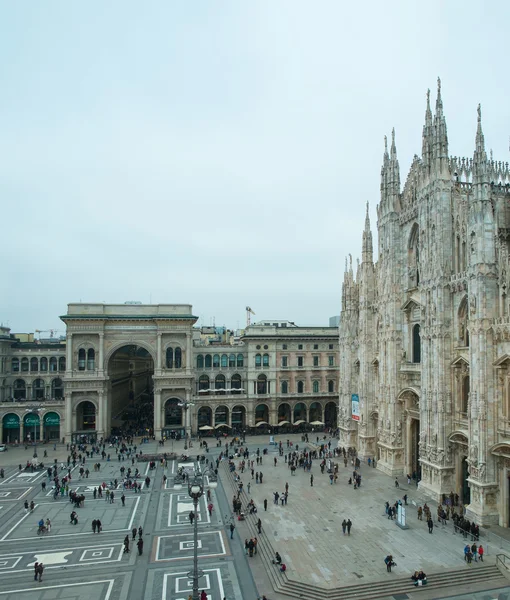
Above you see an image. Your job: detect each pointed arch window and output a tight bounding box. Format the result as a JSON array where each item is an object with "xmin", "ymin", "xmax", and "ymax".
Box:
[
  {"xmin": 257, "ymin": 374, "xmax": 267, "ymax": 394},
  {"xmin": 236, "ymin": 354, "xmax": 244, "ymax": 368},
  {"xmin": 78, "ymin": 349, "xmax": 86, "ymax": 371},
  {"xmin": 255, "ymin": 354, "xmax": 262, "ymax": 368},
  {"xmin": 174, "ymin": 347, "xmax": 182, "ymax": 369},
  {"xmin": 412, "ymin": 324, "xmax": 421, "ymax": 363},
  {"xmin": 221, "ymin": 354, "xmax": 228, "ymax": 368},
  {"xmin": 458, "ymin": 297, "xmax": 469, "ymax": 347},
  {"xmin": 166, "ymin": 347, "xmax": 174, "ymax": 369},
  {"xmin": 198, "ymin": 375, "xmax": 210, "ymax": 394},
  {"xmin": 205, "ymin": 355, "xmax": 212, "ymax": 368},
  {"xmin": 197, "ymin": 354, "xmax": 204, "ymax": 369},
  {"xmin": 40, "ymin": 357, "xmax": 48, "ymax": 372},
  {"xmin": 213, "ymin": 354, "xmax": 220, "ymax": 368},
  {"xmin": 52, "ymin": 378, "xmax": 64, "ymax": 399},
  {"xmin": 231, "ymin": 374, "xmax": 242, "ymax": 394},
  {"xmin": 33, "ymin": 378, "xmax": 45, "ymax": 400},
  {"xmin": 262, "ymin": 353, "xmax": 269, "ymax": 367},
  {"xmin": 229, "ymin": 354, "xmax": 236, "ymax": 368},
  {"xmin": 30, "ymin": 358, "xmax": 38, "ymax": 372},
  {"xmin": 215, "ymin": 374, "xmax": 226, "ymax": 395},
  {"xmin": 86, "ymin": 349, "xmax": 95, "ymax": 371},
  {"xmin": 21, "ymin": 357, "xmax": 29, "ymax": 372},
  {"xmin": 11, "ymin": 358, "xmax": 19, "ymax": 372}
]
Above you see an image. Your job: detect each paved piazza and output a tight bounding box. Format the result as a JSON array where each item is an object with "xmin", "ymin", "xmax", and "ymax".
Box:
[{"xmin": 0, "ymin": 436, "xmax": 509, "ymax": 599}]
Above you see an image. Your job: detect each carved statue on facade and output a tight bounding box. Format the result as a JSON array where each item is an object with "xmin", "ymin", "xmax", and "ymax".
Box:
[{"xmin": 470, "ymin": 294, "xmax": 476, "ymax": 315}]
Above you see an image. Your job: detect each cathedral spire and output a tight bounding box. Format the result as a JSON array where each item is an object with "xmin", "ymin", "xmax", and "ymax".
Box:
[
  {"xmin": 390, "ymin": 128, "xmax": 397, "ymax": 159},
  {"xmin": 362, "ymin": 202, "xmax": 373, "ymax": 264},
  {"xmin": 422, "ymin": 88, "xmax": 433, "ymax": 166},
  {"xmin": 473, "ymin": 103, "xmax": 488, "ymax": 184},
  {"xmin": 433, "ymin": 77, "xmax": 449, "ymax": 162}
]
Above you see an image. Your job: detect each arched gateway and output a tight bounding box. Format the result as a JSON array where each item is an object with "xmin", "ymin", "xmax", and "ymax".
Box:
[{"xmin": 61, "ymin": 303, "xmax": 197, "ymax": 442}]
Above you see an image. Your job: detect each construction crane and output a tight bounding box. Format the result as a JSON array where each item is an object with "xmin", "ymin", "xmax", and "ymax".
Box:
[
  {"xmin": 246, "ymin": 307, "xmax": 256, "ymax": 327},
  {"xmin": 35, "ymin": 329, "xmax": 60, "ymax": 339}
]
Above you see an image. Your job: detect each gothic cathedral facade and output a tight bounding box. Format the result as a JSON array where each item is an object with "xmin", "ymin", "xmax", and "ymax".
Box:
[{"xmin": 338, "ymin": 80, "xmax": 510, "ymax": 526}]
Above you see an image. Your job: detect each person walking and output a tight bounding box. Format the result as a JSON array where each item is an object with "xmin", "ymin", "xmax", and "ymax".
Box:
[
  {"xmin": 385, "ymin": 555, "xmax": 394, "ymax": 573},
  {"xmin": 347, "ymin": 519, "xmax": 352, "ymax": 535},
  {"xmin": 189, "ymin": 511, "xmax": 195, "ymax": 526},
  {"xmin": 341, "ymin": 519, "xmax": 347, "ymax": 535},
  {"xmin": 121, "ymin": 493, "xmax": 125, "ymax": 506},
  {"xmin": 34, "ymin": 562, "xmax": 39, "ymax": 581},
  {"xmin": 310, "ymin": 474, "xmax": 314, "ymax": 487},
  {"xmin": 123, "ymin": 535, "xmax": 130, "ymax": 553},
  {"xmin": 478, "ymin": 544, "xmax": 484, "ymax": 561},
  {"xmin": 230, "ymin": 522, "xmax": 235, "ymax": 539},
  {"xmin": 427, "ymin": 517, "xmax": 434, "ymax": 534},
  {"xmin": 257, "ymin": 518, "xmax": 262, "ymax": 534},
  {"xmin": 132, "ymin": 527, "xmax": 137, "ymax": 540},
  {"xmin": 264, "ymin": 498, "xmax": 267, "ymax": 511},
  {"xmin": 36, "ymin": 562, "xmax": 44, "ymax": 582},
  {"xmin": 137, "ymin": 537, "xmax": 144, "ymax": 555},
  {"xmin": 207, "ymin": 502, "xmax": 213, "ymax": 517},
  {"xmin": 394, "ymin": 478, "xmax": 399, "ymax": 488}
]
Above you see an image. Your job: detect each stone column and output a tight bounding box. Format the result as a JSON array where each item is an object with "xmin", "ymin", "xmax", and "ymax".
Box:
[
  {"xmin": 66, "ymin": 334, "xmax": 73, "ymax": 373},
  {"xmin": 65, "ymin": 393, "xmax": 73, "ymax": 442},
  {"xmin": 186, "ymin": 333, "xmax": 192, "ymax": 372},
  {"xmin": 98, "ymin": 333, "xmax": 104, "ymax": 373},
  {"xmin": 39, "ymin": 418, "xmax": 44, "ymax": 443},
  {"xmin": 19, "ymin": 422, "xmax": 24, "ymax": 444},
  {"xmin": 97, "ymin": 391, "xmax": 104, "ymax": 437},
  {"xmin": 154, "ymin": 389, "xmax": 162, "ymax": 438},
  {"xmin": 157, "ymin": 333, "xmax": 163, "ymax": 373},
  {"xmin": 185, "ymin": 389, "xmax": 192, "ymax": 437}
]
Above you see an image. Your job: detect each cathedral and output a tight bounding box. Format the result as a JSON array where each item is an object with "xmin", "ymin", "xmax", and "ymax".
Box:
[{"xmin": 338, "ymin": 79, "xmax": 510, "ymax": 527}]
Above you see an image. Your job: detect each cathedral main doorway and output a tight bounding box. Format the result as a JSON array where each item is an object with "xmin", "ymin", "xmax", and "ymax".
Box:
[{"xmin": 462, "ymin": 457, "xmax": 471, "ymax": 504}]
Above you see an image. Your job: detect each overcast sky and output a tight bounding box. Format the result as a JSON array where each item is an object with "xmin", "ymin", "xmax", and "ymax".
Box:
[{"xmin": 2, "ymin": 2, "xmax": 509, "ymax": 334}]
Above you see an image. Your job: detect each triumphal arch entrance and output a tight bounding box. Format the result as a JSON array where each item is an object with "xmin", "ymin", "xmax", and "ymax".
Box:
[{"xmin": 60, "ymin": 303, "xmax": 197, "ymax": 442}]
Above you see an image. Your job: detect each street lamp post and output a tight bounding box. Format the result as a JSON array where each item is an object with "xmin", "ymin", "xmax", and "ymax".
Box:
[
  {"xmin": 178, "ymin": 400, "xmax": 195, "ymax": 450},
  {"xmin": 25, "ymin": 406, "xmax": 44, "ymax": 458},
  {"xmin": 175, "ymin": 462, "xmax": 217, "ymax": 600}
]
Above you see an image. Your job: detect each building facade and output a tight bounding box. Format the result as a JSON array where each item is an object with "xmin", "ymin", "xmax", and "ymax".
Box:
[
  {"xmin": 1, "ymin": 310, "xmax": 339, "ymax": 446},
  {"xmin": 192, "ymin": 321, "xmax": 339, "ymax": 433},
  {"xmin": 338, "ymin": 80, "xmax": 510, "ymax": 526},
  {"xmin": 0, "ymin": 325, "xmax": 66, "ymax": 442}
]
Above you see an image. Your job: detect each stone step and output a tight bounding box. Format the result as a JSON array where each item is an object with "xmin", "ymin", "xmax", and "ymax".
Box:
[{"xmin": 270, "ymin": 565, "xmax": 503, "ymax": 600}]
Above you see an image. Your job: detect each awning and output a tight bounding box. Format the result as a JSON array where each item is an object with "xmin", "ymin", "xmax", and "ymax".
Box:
[
  {"xmin": 199, "ymin": 425, "xmax": 214, "ymax": 431},
  {"xmin": 44, "ymin": 412, "xmax": 60, "ymax": 426},
  {"xmin": 215, "ymin": 423, "xmax": 231, "ymax": 428},
  {"xmin": 310, "ymin": 421, "xmax": 325, "ymax": 426},
  {"xmin": 293, "ymin": 420, "xmax": 307, "ymax": 425},
  {"xmin": 278, "ymin": 420, "xmax": 290, "ymax": 425},
  {"xmin": 24, "ymin": 414, "xmax": 40, "ymax": 426},
  {"xmin": 2, "ymin": 414, "xmax": 20, "ymax": 429},
  {"xmin": 255, "ymin": 421, "xmax": 269, "ymax": 427}
]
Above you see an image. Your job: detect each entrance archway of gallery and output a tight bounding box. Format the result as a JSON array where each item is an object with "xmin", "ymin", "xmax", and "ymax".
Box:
[
  {"xmin": 398, "ymin": 388, "xmax": 420, "ymax": 477},
  {"xmin": 106, "ymin": 343, "xmax": 156, "ymax": 436}
]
